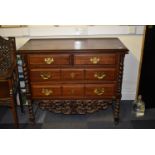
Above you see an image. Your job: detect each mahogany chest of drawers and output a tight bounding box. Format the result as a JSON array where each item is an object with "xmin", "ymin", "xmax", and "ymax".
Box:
[{"xmin": 17, "ymin": 38, "xmax": 128, "ymax": 124}]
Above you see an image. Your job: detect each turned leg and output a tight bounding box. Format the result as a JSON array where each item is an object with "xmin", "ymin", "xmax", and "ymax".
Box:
[
  {"xmin": 27, "ymin": 99, "xmax": 35, "ymax": 124},
  {"xmin": 18, "ymin": 83, "xmax": 25, "ymax": 113},
  {"xmin": 10, "ymin": 96, "xmax": 19, "ymax": 128},
  {"xmin": 113, "ymin": 99, "xmax": 120, "ymax": 125}
]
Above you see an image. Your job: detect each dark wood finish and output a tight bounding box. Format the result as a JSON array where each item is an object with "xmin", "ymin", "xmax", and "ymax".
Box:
[
  {"xmin": 62, "ymin": 84, "xmax": 84, "ymax": 97},
  {"xmin": 85, "ymin": 84, "xmax": 116, "ymax": 97},
  {"xmin": 31, "ymin": 84, "xmax": 61, "ymax": 98},
  {"xmin": 0, "ymin": 36, "xmax": 23, "ymax": 128},
  {"xmin": 0, "ymin": 81, "xmax": 10, "ymax": 98},
  {"xmin": 39, "ymin": 100, "xmax": 112, "ymax": 114},
  {"xmin": 74, "ymin": 53, "xmax": 116, "ymax": 65},
  {"xmin": 28, "ymin": 54, "xmax": 71, "ymax": 66},
  {"xmin": 17, "ymin": 38, "xmax": 128, "ymax": 124},
  {"xmin": 85, "ymin": 68, "xmax": 116, "ymax": 81},
  {"xmin": 30, "ymin": 69, "xmax": 61, "ymax": 82},
  {"xmin": 62, "ymin": 69, "xmax": 84, "ymax": 80},
  {"xmin": 18, "ymin": 38, "xmax": 128, "ymax": 52}
]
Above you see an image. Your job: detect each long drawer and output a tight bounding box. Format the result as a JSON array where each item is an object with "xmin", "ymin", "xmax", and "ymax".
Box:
[
  {"xmin": 30, "ymin": 68, "xmax": 116, "ymax": 82},
  {"xmin": 31, "ymin": 84, "xmax": 116, "ymax": 98}
]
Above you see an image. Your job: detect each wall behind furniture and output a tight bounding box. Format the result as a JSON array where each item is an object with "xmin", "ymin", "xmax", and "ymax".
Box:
[{"xmin": 0, "ymin": 25, "xmax": 144, "ymax": 100}]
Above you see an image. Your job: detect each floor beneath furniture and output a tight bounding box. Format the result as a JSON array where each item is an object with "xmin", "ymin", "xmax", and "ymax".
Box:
[{"xmin": 0, "ymin": 100, "xmax": 155, "ymax": 129}]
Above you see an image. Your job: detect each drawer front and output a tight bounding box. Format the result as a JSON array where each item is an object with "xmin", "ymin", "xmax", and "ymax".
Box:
[
  {"xmin": 85, "ymin": 84, "xmax": 116, "ymax": 97},
  {"xmin": 74, "ymin": 54, "xmax": 116, "ymax": 65},
  {"xmin": 85, "ymin": 68, "xmax": 116, "ymax": 81},
  {"xmin": 30, "ymin": 69, "xmax": 60, "ymax": 82},
  {"xmin": 31, "ymin": 85, "xmax": 61, "ymax": 97},
  {"xmin": 62, "ymin": 85, "xmax": 84, "ymax": 97},
  {"xmin": 62, "ymin": 69, "xmax": 84, "ymax": 80},
  {"xmin": 28, "ymin": 54, "xmax": 70, "ymax": 65}
]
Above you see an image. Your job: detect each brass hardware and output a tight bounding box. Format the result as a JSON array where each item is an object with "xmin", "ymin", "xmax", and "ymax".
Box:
[
  {"xmin": 90, "ymin": 57, "xmax": 100, "ymax": 64},
  {"xmin": 94, "ymin": 72, "xmax": 106, "ymax": 80},
  {"xmin": 44, "ymin": 57, "xmax": 54, "ymax": 64},
  {"xmin": 40, "ymin": 72, "xmax": 51, "ymax": 80},
  {"xmin": 9, "ymin": 89, "xmax": 13, "ymax": 95},
  {"xmin": 42, "ymin": 88, "xmax": 53, "ymax": 96},
  {"xmin": 94, "ymin": 88, "xmax": 104, "ymax": 96},
  {"xmin": 70, "ymin": 72, "xmax": 75, "ymax": 79}
]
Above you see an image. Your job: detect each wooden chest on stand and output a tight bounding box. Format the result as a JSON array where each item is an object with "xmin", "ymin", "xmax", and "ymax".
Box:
[{"xmin": 17, "ymin": 38, "xmax": 128, "ymax": 124}]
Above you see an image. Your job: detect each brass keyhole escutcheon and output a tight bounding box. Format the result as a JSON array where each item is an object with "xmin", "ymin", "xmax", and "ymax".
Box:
[{"xmin": 70, "ymin": 72, "xmax": 75, "ymax": 79}]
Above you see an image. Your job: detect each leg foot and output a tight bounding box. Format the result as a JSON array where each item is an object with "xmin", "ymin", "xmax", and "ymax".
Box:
[
  {"xmin": 114, "ymin": 118, "xmax": 119, "ymax": 125},
  {"xmin": 10, "ymin": 98, "xmax": 19, "ymax": 128},
  {"xmin": 28, "ymin": 100, "xmax": 35, "ymax": 124},
  {"xmin": 113, "ymin": 99, "xmax": 120, "ymax": 125}
]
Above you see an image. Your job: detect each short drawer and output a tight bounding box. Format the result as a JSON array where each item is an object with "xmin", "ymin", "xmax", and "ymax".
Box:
[
  {"xmin": 28, "ymin": 54, "xmax": 70, "ymax": 65},
  {"xmin": 74, "ymin": 54, "xmax": 116, "ymax": 65},
  {"xmin": 85, "ymin": 68, "xmax": 116, "ymax": 81},
  {"xmin": 31, "ymin": 85, "xmax": 61, "ymax": 97},
  {"xmin": 85, "ymin": 84, "xmax": 116, "ymax": 97},
  {"xmin": 30, "ymin": 69, "xmax": 60, "ymax": 82},
  {"xmin": 62, "ymin": 84, "xmax": 84, "ymax": 97},
  {"xmin": 62, "ymin": 69, "xmax": 84, "ymax": 80}
]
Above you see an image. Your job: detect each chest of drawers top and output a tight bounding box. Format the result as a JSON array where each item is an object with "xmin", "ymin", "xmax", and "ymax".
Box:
[{"xmin": 18, "ymin": 38, "xmax": 128, "ymax": 53}]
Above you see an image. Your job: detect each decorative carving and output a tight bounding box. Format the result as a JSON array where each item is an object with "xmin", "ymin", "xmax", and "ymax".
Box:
[
  {"xmin": 0, "ymin": 36, "xmax": 20, "ymax": 128},
  {"xmin": 0, "ymin": 36, "xmax": 15, "ymax": 75},
  {"xmin": 117, "ymin": 53, "xmax": 125, "ymax": 98},
  {"xmin": 38, "ymin": 100, "xmax": 112, "ymax": 114},
  {"xmin": 21, "ymin": 54, "xmax": 35, "ymax": 122},
  {"xmin": 113, "ymin": 53, "xmax": 125, "ymax": 123},
  {"xmin": 21, "ymin": 55, "xmax": 31, "ymax": 96},
  {"xmin": 113, "ymin": 99, "xmax": 120, "ymax": 125}
]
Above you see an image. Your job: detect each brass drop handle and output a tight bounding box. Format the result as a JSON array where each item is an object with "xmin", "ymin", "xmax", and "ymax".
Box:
[
  {"xmin": 94, "ymin": 88, "xmax": 104, "ymax": 96},
  {"xmin": 40, "ymin": 72, "xmax": 51, "ymax": 80},
  {"xmin": 94, "ymin": 72, "xmax": 106, "ymax": 80},
  {"xmin": 44, "ymin": 57, "xmax": 54, "ymax": 64},
  {"xmin": 90, "ymin": 57, "xmax": 100, "ymax": 64},
  {"xmin": 42, "ymin": 88, "xmax": 53, "ymax": 96}
]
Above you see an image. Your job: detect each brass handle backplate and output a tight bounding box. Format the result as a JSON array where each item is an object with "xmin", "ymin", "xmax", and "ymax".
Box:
[
  {"xmin": 90, "ymin": 57, "xmax": 100, "ymax": 64},
  {"xmin": 94, "ymin": 72, "xmax": 106, "ymax": 80},
  {"xmin": 44, "ymin": 57, "xmax": 54, "ymax": 64},
  {"xmin": 42, "ymin": 88, "xmax": 53, "ymax": 96},
  {"xmin": 40, "ymin": 72, "xmax": 51, "ymax": 80},
  {"xmin": 94, "ymin": 88, "xmax": 104, "ymax": 96}
]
